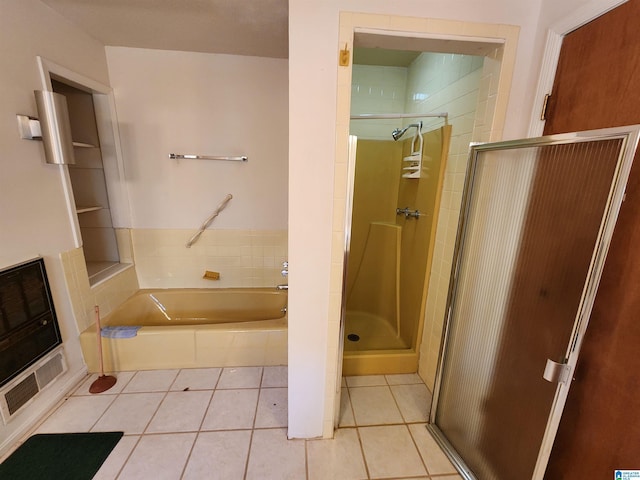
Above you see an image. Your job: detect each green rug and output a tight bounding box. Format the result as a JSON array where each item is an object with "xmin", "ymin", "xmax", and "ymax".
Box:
[{"xmin": 0, "ymin": 432, "xmax": 123, "ymax": 480}]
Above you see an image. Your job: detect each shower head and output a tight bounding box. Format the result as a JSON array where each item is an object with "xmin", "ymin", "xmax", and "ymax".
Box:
[{"xmin": 392, "ymin": 122, "xmax": 422, "ymax": 141}]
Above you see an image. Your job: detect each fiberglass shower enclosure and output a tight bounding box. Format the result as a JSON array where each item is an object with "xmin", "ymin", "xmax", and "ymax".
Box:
[
  {"xmin": 342, "ymin": 115, "xmax": 451, "ymax": 375},
  {"xmin": 429, "ymin": 125, "xmax": 640, "ymax": 479}
]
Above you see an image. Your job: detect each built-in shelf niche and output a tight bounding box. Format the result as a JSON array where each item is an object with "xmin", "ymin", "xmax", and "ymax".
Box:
[{"xmin": 51, "ymin": 80, "xmax": 120, "ymax": 283}]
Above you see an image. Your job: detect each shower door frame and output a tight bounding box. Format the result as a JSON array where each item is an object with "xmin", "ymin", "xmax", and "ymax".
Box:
[{"xmin": 428, "ymin": 125, "xmax": 640, "ymax": 479}]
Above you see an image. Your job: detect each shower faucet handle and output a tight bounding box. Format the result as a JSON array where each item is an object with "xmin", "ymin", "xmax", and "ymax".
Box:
[{"xmin": 281, "ymin": 261, "xmax": 288, "ymax": 277}]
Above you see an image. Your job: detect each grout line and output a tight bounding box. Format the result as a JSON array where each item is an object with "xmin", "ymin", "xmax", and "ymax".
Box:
[
  {"xmin": 242, "ymin": 429, "xmax": 255, "ymax": 480},
  {"xmin": 304, "ymin": 438, "xmax": 310, "ymax": 480},
  {"xmin": 112, "ymin": 434, "xmax": 142, "ymax": 479},
  {"xmin": 354, "ymin": 426, "xmax": 372, "ymax": 479},
  {"xmin": 178, "ymin": 430, "xmax": 199, "ymax": 479}
]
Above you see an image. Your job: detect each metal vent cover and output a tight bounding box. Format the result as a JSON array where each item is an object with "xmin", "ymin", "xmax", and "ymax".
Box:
[
  {"xmin": 36, "ymin": 353, "xmax": 64, "ymax": 389},
  {"xmin": 5, "ymin": 373, "xmax": 39, "ymax": 416}
]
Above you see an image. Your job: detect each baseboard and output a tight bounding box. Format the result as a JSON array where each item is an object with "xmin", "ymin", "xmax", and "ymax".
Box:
[{"xmin": 0, "ymin": 366, "xmax": 88, "ymax": 460}]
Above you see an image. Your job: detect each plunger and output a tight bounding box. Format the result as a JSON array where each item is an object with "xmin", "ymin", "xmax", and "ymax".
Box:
[{"xmin": 89, "ymin": 305, "xmax": 117, "ymax": 394}]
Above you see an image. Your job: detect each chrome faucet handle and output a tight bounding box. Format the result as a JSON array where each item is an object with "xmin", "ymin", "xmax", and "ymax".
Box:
[
  {"xmin": 281, "ymin": 261, "xmax": 289, "ymax": 276},
  {"xmin": 282, "ymin": 261, "xmax": 288, "ymax": 268}
]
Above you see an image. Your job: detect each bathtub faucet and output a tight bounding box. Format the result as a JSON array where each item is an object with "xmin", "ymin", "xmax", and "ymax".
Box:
[{"xmin": 277, "ymin": 261, "xmax": 288, "ymax": 290}]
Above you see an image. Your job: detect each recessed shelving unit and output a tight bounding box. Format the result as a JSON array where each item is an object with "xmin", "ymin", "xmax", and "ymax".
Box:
[{"xmin": 52, "ymin": 80, "xmax": 121, "ymax": 284}]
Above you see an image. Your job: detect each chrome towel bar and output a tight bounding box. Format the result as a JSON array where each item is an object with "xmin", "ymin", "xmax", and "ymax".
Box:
[{"xmin": 169, "ymin": 153, "xmax": 248, "ymax": 162}]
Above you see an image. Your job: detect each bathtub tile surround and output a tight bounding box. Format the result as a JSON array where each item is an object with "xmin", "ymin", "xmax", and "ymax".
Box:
[
  {"xmin": 61, "ymin": 246, "xmax": 139, "ymax": 332},
  {"xmin": 8, "ymin": 370, "xmax": 460, "ymax": 479},
  {"xmin": 131, "ymin": 228, "xmax": 288, "ymax": 289}
]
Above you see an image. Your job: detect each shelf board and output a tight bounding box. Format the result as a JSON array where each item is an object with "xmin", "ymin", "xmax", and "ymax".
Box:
[
  {"xmin": 76, "ymin": 206, "xmax": 102, "ymax": 214},
  {"xmin": 72, "ymin": 141, "xmax": 97, "ymax": 148}
]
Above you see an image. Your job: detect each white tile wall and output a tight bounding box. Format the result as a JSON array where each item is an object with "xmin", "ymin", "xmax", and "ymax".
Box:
[
  {"xmin": 417, "ymin": 48, "xmax": 505, "ymax": 390},
  {"xmin": 349, "ymin": 65, "xmax": 407, "ymax": 140}
]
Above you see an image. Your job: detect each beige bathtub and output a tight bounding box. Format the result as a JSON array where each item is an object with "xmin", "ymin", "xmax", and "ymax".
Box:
[{"xmin": 80, "ymin": 288, "xmax": 287, "ymax": 372}]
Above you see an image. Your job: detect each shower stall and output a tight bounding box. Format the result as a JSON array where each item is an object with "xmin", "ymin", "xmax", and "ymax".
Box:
[{"xmin": 342, "ymin": 114, "xmax": 451, "ymax": 375}]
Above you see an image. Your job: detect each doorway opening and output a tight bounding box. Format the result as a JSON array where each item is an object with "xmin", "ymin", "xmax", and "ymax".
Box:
[
  {"xmin": 330, "ymin": 14, "xmax": 519, "ymax": 434},
  {"xmin": 340, "ymin": 27, "xmax": 512, "ymax": 381}
]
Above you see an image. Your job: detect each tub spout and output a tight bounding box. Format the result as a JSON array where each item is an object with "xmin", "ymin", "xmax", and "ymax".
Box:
[{"xmin": 276, "ymin": 284, "xmax": 288, "ymax": 290}]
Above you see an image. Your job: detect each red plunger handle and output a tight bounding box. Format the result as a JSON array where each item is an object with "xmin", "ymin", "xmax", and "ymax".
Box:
[{"xmin": 95, "ymin": 305, "xmax": 105, "ymax": 377}]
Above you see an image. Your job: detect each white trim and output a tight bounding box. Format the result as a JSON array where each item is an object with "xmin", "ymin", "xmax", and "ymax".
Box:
[
  {"xmin": 527, "ymin": 0, "xmax": 628, "ymax": 137},
  {"xmin": 354, "ymin": 27, "xmax": 505, "ymax": 44},
  {"xmin": 36, "ymin": 56, "xmax": 132, "ymax": 242},
  {"xmin": 38, "ymin": 56, "xmax": 112, "ymax": 95}
]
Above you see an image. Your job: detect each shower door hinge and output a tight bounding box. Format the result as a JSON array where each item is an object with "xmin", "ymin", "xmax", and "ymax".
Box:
[
  {"xmin": 543, "ymin": 358, "xmax": 570, "ymax": 384},
  {"xmin": 540, "ymin": 93, "xmax": 552, "ymax": 121}
]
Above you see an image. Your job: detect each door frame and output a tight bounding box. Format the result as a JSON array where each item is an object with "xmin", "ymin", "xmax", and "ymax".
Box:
[{"xmin": 527, "ymin": 0, "xmax": 628, "ymax": 137}]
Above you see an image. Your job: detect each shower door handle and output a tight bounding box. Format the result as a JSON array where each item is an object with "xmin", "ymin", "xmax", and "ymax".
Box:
[{"xmin": 542, "ymin": 359, "xmax": 571, "ymax": 384}]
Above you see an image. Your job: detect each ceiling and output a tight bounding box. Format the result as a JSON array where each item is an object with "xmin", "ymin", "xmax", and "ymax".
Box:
[{"xmin": 40, "ymin": 0, "xmax": 289, "ymax": 58}]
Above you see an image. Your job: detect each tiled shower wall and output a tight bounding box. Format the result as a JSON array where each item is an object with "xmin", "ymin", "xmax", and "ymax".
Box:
[
  {"xmin": 349, "ymin": 65, "xmax": 407, "ymax": 139},
  {"xmin": 418, "ymin": 48, "xmax": 504, "ymax": 389},
  {"xmin": 131, "ymin": 229, "xmax": 288, "ymax": 289}
]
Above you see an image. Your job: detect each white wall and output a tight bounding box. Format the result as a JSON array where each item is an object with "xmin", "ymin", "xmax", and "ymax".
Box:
[
  {"xmin": 0, "ymin": 0, "xmax": 111, "ymax": 456},
  {"xmin": 288, "ymin": 0, "xmax": 545, "ymax": 439},
  {"xmin": 104, "ymin": 47, "xmax": 289, "ymax": 288},
  {"xmin": 105, "ymin": 47, "xmax": 289, "ymax": 230}
]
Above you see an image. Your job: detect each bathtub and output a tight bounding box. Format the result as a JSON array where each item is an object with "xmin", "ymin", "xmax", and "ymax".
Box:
[{"xmin": 80, "ymin": 288, "xmax": 287, "ymax": 372}]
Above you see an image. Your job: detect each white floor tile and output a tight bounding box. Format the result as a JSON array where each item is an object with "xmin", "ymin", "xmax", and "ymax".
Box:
[
  {"xmin": 91, "ymin": 393, "xmax": 165, "ymax": 434},
  {"xmin": 118, "ymin": 432, "xmax": 196, "ymax": 480},
  {"xmin": 245, "ymin": 428, "xmax": 306, "ymax": 480},
  {"xmin": 122, "ymin": 370, "xmax": 179, "ymax": 393},
  {"xmin": 255, "ymin": 387, "xmax": 287, "ymax": 428},
  {"xmin": 217, "ymin": 366, "xmax": 263, "ymax": 389},
  {"xmin": 349, "ymin": 386, "xmax": 404, "ymax": 425},
  {"xmin": 359, "ymin": 425, "xmax": 427, "ymax": 478},
  {"xmin": 408, "ymin": 423, "xmax": 458, "ymax": 475},
  {"xmin": 345, "ymin": 375, "xmax": 387, "ymax": 387},
  {"xmin": 170, "ymin": 368, "xmax": 222, "ymax": 391},
  {"xmin": 201, "ymin": 389, "xmax": 259, "ymax": 430},
  {"xmin": 182, "ymin": 430, "xmax": 251, "ymax": 480},
  {"xmin": 36, "ymin": 395, "xmax": 115, "ymax": 433},
  {"xmin": 307, "ymin": 428, "xmax": 368, "ymax": 480},
  {"xmin": 391, "ymin": 384, "xmax": 431, "ymax": 423},
  {"xmin": 92, "ymin": 435, "xmax": 139, "ymax": 480},
  {"xmin": 261, "ymin": 366, "xmax": 288, "ymax": 387},
  {"xmin": 385, "ymin": 373, "xmax": 424, "ymax": 385},
  {"xmin": 146, "ymin": 390, "xmax": 212, "ymax": 433},
  {"xmin": 72, "ymin": 371, "xmax": 136, "ymax": 396},
  {"xmin": 338, "ymin": 388, "xmax": 355, "ymax": 427}
]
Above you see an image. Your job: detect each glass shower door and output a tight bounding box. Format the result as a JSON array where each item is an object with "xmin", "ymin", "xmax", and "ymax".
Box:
[{"xmin": 429, "ymin": 126, "xmax": 640, "ymax": 480}]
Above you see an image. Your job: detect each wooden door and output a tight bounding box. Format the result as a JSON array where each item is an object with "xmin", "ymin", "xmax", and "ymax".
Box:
[{"xmin": 543, "ymin": 1, "xmax": 640, "ymax": 477}]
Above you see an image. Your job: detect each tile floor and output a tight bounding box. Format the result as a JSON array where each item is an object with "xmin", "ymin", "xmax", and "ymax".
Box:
[{"xmin": 8, "ymin": 367, "xmax": 462, "ymax": 479}]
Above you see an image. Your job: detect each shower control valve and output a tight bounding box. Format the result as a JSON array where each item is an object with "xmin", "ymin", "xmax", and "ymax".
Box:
[{"xmin": 281, "ymin": 261, "xmax": 288, "ymax": 277}]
